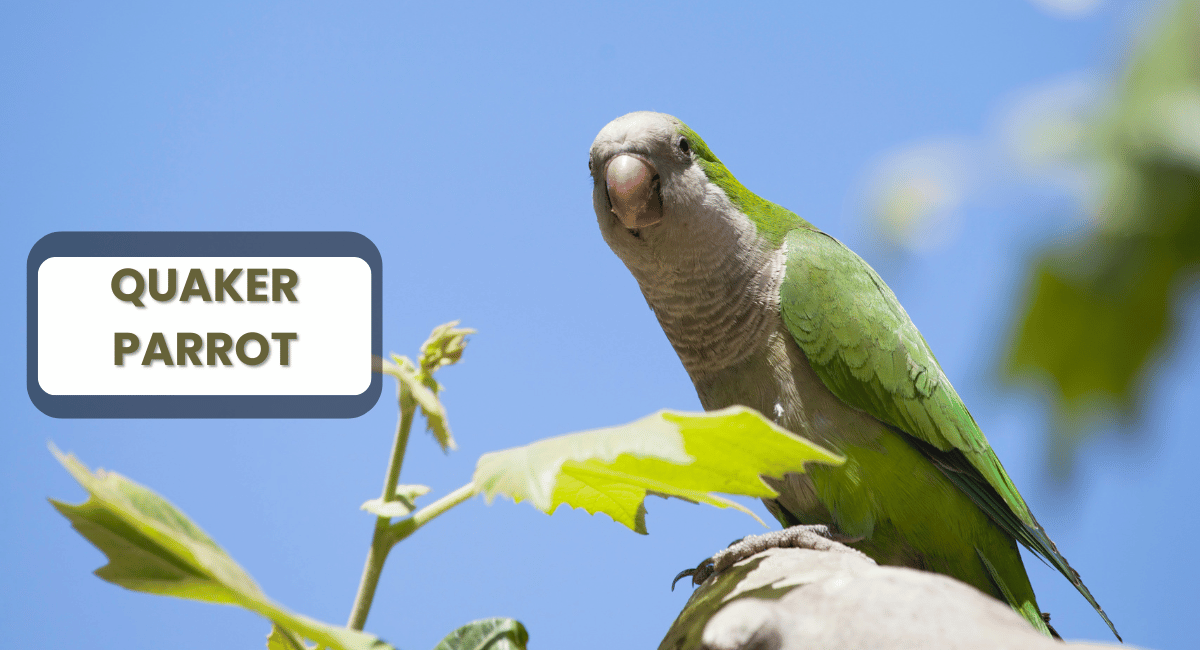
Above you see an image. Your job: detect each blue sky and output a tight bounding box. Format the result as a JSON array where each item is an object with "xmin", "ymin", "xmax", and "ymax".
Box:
[{"xmin": 2, "ymin": 2, "xmax": 1194, "ymax": 649}]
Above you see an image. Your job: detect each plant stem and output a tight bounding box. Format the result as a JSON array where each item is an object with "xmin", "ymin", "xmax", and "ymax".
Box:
[
  {"xmin": 346, "ymin": 481, "xmax": 477, "ymax": 630},
  {"xmin": 388, "ymin": 482, "xmax": 476, "ymax": 544},
  {"xmin": 347, "ymin": 387, "xmax": 416, "ymax": 631},
  {"xmin": 346, "ymin": 523, "xmax": 392, "ymax": 631},
  {"xmin": 382, "ymin": 391, "xmax": 417, "ymax": 503}
]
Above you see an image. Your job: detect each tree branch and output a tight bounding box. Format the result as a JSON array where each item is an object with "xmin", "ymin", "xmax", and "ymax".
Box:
[{"xmin": 662, "ymin": 546, "xmax": 1139, "ymax": 650}]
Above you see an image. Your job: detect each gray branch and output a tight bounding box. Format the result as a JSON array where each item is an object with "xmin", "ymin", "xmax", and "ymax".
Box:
[{"xmin": 660, "ymin": 546, "xmax": 1136, "ymax": 650}]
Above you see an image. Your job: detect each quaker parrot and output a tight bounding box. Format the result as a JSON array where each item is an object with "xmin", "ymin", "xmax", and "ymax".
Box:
[{"xmin": 588, "ymin": 111, "xmax": 1119, "ymax": 640}]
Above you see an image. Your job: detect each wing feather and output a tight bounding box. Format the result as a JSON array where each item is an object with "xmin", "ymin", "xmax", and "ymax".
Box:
[{"xmin": 779, "ymin": 228, "xmax": 1118, "ymax": 640}]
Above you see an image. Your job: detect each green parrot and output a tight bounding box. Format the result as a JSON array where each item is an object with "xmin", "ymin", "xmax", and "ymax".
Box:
[{"xmin": 588, "ymin": 111, "xmax": 1119, "ymax": 641}]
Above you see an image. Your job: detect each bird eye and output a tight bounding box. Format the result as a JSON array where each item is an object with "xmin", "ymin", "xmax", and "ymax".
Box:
[{"xmin": 678, "ymin": 137, "xmax": 690, "ymax": 154}]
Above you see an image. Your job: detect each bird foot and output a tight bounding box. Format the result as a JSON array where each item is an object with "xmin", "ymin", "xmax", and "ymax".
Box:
[{"xmin": 672, "ymin": 524, "xmax": 866, "ymax": 590}]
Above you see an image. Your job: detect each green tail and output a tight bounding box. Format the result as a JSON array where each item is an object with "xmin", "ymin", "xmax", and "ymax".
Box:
[
  {"xmin": 977, "ymin": 548, "xmax": 1053, "ymax": 637},
  {"xmin": 915, "ymin": 435, "xmax": 1121, "ymax": 641}
]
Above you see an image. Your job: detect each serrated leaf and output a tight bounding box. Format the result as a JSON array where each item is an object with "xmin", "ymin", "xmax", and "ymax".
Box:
[
  {"xmin": 421, "ymin": 408, "xmax": 456, "ymax": 454},
  {"xmin": 382, "ymin": 358, "xmax": 456, "ymax": 452},
  {"xmin": 432, "ymin": 618, "xmax": 528, "ymax": 650},
  {"xmin": 472, "ymin": 406, "xmax": 843, "ymax": 534},
  {"xmin": 49, "ymin": 446, "xmax": 393, "ymax": 650},
  {"xmin": 360, "ymin": 484, "xmax": 431, "ymax": 519},
  {"xmin": 267, "ymin": 624, "xmax": 315, "ymax": 650}
]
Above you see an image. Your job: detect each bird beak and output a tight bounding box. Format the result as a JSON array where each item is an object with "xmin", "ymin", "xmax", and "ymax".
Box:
[{"xmin": 605, "ymin": 154, "xmax": 663, "ymax": 229}]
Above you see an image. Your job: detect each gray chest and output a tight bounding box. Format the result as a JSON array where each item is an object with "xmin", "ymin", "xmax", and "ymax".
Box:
[
  {"xmin": 689, "ymin": 324, "xmax": 863, "ymax": 452},
  {"xmin": 637, "ymin": 261, "xmax": 878, "ymax": 453},
  {"xmin": 636, "ymin": 245, "xmax": 785, "ymax": 377}
]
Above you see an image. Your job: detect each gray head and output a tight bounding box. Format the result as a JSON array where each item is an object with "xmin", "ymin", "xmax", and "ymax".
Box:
[
  {"xmin": 588, "ymin": 112, "xmax": 793, "ymax": 379},
  {"xmin": 588, "ymin": 111, "xmax": 755, "ymax": 277}
]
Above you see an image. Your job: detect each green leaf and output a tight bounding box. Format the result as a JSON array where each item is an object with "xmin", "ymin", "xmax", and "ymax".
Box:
[
  {"xmin": 385, "ymin": 356, "xmax": 443, "ymax": 419},
  {"xmin": 394, "ymin": 483, "xmax": 432, "ymax": 502},
  {"xmin": 380, "ymin": 322, "xmax": 472, "ymax": 454},
  {"xmin": 361, "ymin": 484, "xmax": 431, "ymax": 519},
  {"xmin": 1003, "ymin": 0, "xmax": 1200, "ymax": 471},
  {"xmin": 432, "ymin": 618, "xmax": 528, "ymax": 650},
  {"xmin": 418, "ymin": 321, "xmax": 474, "ymax": 377},
  {"xmin": 472, "ymin": 406, "xmax": 843, "ymax": 534},
  {"xmin": 384, "ymin": 356, "xmax": 457, "ymax": 452},
  {"xmin": 267, "ymin": 625, "xmax": 314, "ymax": 650},
  {"xmin": 49, "ymin": 446, "xmax": 393, "ymax": 650}
]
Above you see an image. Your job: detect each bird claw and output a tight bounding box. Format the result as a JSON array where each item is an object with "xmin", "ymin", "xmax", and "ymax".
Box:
[
  {"xmin": 671, "ymin": 525, "xmax": 866, "ymax": 591},
  {"xmin": 671, "ymin": 558, "xmax": 714, "ymax": 591},
  {"xmin": 672, "ymin": 536, "xmax": 747, "ymax": 590}
]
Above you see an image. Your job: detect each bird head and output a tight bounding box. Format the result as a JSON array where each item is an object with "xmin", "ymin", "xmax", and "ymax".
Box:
[
  {"xmin": 589, "ymin": 112, "xmax": 706, "ymax": 236},
  {"xmin": 589, "ymin": 112, "xmax": 747, "ymax": 273},
  {"xmin": 590, "ymin": 112, "xmax": 808, "ymax": 281}
]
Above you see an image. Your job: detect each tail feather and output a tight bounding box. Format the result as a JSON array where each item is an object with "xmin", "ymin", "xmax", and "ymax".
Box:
[
  {"xmin": 977, "ymin": 547, "xmax": 1052, "ymax": 637},
  {"xmin": 1020, "ymin": 519, "xmax": 1121, "ymax": 643},
  {"xmin": 908, "ymin": 432, "xmax": 1122, "ymax": 642}
]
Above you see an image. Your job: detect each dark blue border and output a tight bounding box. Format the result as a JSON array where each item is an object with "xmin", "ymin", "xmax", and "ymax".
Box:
[{"xmin": 27, "ymin": 232, "xmax": 383, "ymax": 419}]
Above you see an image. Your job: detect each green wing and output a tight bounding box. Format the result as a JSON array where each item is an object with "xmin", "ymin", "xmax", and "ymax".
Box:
[{"xmin": 779, "ymin": 227, "xmax": 1119, "ymax": 640}]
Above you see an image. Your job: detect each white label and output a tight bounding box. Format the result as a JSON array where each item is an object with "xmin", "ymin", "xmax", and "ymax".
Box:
[{"xmin": 37, "ymin": 257, "xmax": 372, "ymax": 396}]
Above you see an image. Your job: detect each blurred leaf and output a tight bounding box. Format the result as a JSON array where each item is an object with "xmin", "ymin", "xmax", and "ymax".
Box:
[
  {"xmin": 865, "ymin": 140, "xmax": 973, "ymax": 253},
  {"xmin": 1009, "ymin": 224, "xmax": 1186, "ymax": 407},
  {"xmin": 361, "ymin": 484, "xmax": 431, "ymax": 519},
  {"xmin": 473, "ymin": 406, "xmax": 843, "ymax": 534},
  {"xmin": 1005, "ymin": 0, "xmax": 1200, "ymax": 470},
  {"xmin": 431, "ymin": 618, "xmax": 529, "ymax": 650},
  {"xmin": 49, "ymin": 446, "xmax": 393, "ymax": 650}
]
